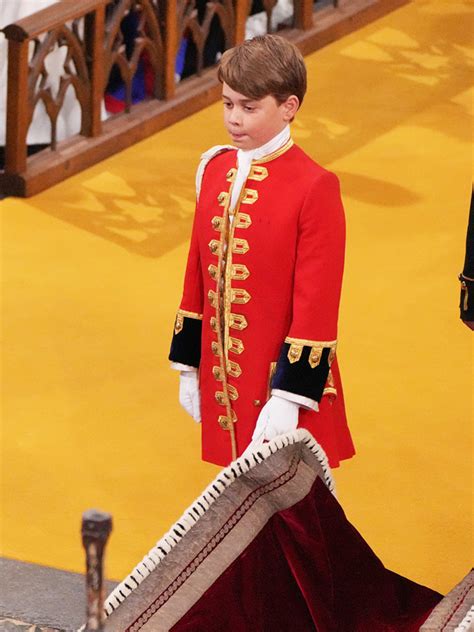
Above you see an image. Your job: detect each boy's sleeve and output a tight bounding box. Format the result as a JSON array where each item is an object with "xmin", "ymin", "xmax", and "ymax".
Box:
[
  {"xmin": 168, "ymin": 206, "xmax": 204, "ymax": 369},
  {"xmin": 169, "ymin": 146, "xmax": 234, "ymax": 370},
  {"xmin": 271, "ymin": 171, "xmax": 345, "ymax": 402}
]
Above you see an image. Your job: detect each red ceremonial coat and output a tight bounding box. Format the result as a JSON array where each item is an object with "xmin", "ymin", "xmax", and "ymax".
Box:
[{"xmin": 170, "ymin": 139, "xmax": 355, "ymax": 467}]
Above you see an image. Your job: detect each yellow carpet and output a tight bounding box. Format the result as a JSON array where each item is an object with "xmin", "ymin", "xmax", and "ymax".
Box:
[{"xmin": 1, "ymin": 0, "xmax": 472, "ymax": 596}]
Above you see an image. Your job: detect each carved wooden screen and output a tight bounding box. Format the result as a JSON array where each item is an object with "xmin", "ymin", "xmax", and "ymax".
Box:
[
  {"xmin": 27, "ymin": 18, "xmax": 88, "ymax": 150},
  {"xmin": 174, "ymin": 0, "xmax": 233, "ymax": 77},
  {"xmin": 104, "ymin": 0, "xmax": 165, "ymax": 111},
  {"xmin": 0, "ymin": 0, "xmax": 406, "ymax": 196}
]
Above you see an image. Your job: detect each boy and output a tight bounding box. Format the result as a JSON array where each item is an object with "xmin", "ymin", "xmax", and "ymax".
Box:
[{"xmin": 169, "ymin": 35, "xmax": 355, "ymax": 467}]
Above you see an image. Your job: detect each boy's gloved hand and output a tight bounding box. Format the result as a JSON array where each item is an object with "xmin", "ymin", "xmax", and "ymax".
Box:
[
  {"xmin": 179, "ymin": 371, "xmax": 201, "ymax": 423},
  {"xmin": 251, "ymin": 395, "xmax": 299, "ymax": 444}
]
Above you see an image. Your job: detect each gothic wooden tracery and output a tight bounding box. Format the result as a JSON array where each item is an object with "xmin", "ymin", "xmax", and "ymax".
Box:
[
  {"xmin": 104, "ymin": 0, "xmax": 165, "ymax": 109},
  {"xmin": 28, "ymin": 20, "xmax": 89, "ymax": 148},
  {"xmin": 177, "ymin": 0, "xmax": 234, "ymax": 77},
  {"xmin": 0, "ymin": 0, "xmax": 406, "ymax": 196}
]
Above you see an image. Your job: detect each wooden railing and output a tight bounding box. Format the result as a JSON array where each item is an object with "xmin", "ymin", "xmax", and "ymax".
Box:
[{"xmin": 0, "ymin": 0, "xmax": 408, "ymax": 197}]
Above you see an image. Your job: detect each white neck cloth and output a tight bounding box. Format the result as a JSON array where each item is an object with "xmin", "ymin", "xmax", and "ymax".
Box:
[{"xmin": 229, "ymin": 125, "xmax": 290, "ymax": 212}]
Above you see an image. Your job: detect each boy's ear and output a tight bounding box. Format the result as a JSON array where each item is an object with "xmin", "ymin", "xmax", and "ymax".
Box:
[{"xmin": 282, "ymin": 95, "xmax": 300, "ymax": 121}]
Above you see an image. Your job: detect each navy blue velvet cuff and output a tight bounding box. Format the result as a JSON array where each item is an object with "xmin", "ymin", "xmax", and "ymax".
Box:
[
  {"xmin": 271, "ymin": 343, "xmax": 331, "ymax": 402},
  {"xmin": 169, "ymin": 316, "xmax": 202, "ymax": 368}
]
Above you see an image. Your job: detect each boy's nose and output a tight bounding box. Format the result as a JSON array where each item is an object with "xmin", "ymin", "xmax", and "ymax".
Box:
[{"xmin": 228, "ymin": 110, "xmax": 242, "ymax": 126}]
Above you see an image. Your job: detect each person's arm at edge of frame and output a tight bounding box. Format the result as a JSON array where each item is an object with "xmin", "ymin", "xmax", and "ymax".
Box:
[{"xmin": 459, "ymin": 188, "xmax": 474, "ymax": 330}]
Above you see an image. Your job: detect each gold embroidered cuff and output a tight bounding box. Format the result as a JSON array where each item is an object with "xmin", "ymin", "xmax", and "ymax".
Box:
[
  {"xmin": 285, "ymin": 337, "xmax": 337, "ymax": 368},
  {"xmin": 174, "ymin": 309, "xmax": 203, "ymax": 334}
]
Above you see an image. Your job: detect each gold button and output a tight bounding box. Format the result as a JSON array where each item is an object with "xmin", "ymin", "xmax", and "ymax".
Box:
[
  {"xmin": 253, "ymin": 399, "xmax": 261, "ymax": 406},
  {"xmin": 218, "ymin": 416, "xmax": 231, "ymax": 430}
]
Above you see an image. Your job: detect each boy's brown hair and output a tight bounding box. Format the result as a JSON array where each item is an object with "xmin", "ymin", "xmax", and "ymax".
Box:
[{"xmin": 218, "ymin": 35, "xmax": 307, "ymax": 106}]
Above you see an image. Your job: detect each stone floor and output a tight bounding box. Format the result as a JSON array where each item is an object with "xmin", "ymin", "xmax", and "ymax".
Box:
[
  {"xmin": 0, "ymin": 558, "xmax": 116, "ymax": 632},
  {"xmin": 0, "ymin": 621, "xmax": 60, "ymax": 632}
]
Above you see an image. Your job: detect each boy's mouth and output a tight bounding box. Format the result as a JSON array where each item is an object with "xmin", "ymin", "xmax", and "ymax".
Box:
[{"xmin": 229, "ymin": 131, "xmax": 247, "ymax": 140}]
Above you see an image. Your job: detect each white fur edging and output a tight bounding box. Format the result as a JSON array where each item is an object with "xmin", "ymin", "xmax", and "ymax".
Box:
[{"xmin": 104, "ymin": 428, "xmax": 334, "ymax": 616}]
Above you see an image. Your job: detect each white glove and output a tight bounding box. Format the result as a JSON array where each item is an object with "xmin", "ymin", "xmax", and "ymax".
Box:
[
  {"xmin": 251, "ymin": 395, "xmax": 299, "ymax": 445},
  {"xmin": 179, "ymin": 371, "xmax": 201, "ymax": 423}
]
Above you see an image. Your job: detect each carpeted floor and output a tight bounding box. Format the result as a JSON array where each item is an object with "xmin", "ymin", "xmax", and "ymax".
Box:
[{"xmin": 0, "ymin": 0, "xmax": 472, "ymax": 595}]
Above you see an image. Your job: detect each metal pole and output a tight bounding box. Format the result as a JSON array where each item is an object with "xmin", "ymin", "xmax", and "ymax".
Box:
[{"xmin": 81, "ymin": 509, "xmax": 113, "ymax": 631}]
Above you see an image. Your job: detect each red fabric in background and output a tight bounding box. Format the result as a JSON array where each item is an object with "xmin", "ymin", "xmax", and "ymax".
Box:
[{"xmin": 172, "ymin": 477, "xmax": 441, "ymax": 631}]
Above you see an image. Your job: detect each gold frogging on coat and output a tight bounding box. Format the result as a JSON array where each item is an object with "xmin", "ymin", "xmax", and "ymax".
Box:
[
  {"xmin": 248, "ymin": 165, "xmax": 268, "ymax": 181},
  {"xmin": 231, "ymin": 288, "xmax": 251, "ymax": 304},
  {"xmin": 227, "ymin": 360, "xmax": 242, "ymax": 377},
  {"xmin": 218, "ymin": 409, "xmax": 237, "ymax": 430},
  {"xmin": 229, "ymin": 313, "xmax": 248, "ymax": 330},
  {"xmin": 208, "ymin": 264, "xmax": 218, "ymax": 281},
  {"xmin": 218, "ymin": 191, "xmax": 229, "ymax": 207},
  {"xmin": 213, "ymin": 365, "xmax": 223, "ymax": 381},
  {"xmin": 232, "ymin": 238, "xmax": 249, "ymax": 254},
  {"xmin": 241, "ymin": 189, "xmax": 258, "ymax": 205},
  {"xmin": 226, "ymin": 168, "xmax": 237, "ymax": 182},
  {"xmin": 235, "ymin": 213, "xmax": 252, "ymax": 229},
  {"xmin": 209, "ymin": 239, "xmax": 221, "ymax": 255},
  {"xmin": 215, "ymin": 384, "xmax": 238, "ymax": 405},
  {"xmin": 211, "ymin": 216, "xmax": 223, "ymax": 232},
  {"xmin": 208, "ymin": 289, "xmax": 218, "ymax": 308},
  {"xmin": 231, "ymin": 264, "xmax": 250, "ymax": 281},
  {"xmin": 228, "ymin": 337, "xmax": 244, "ymax": 354}
]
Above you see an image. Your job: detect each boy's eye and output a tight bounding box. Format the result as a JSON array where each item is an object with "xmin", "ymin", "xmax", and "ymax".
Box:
[
  {"xmin": 223, "ymin": 102, "xmax": 232, "ymax": 108},
  {"xmin": 244, "ymin": 106, "xmax": 254, "ymax": 112}
]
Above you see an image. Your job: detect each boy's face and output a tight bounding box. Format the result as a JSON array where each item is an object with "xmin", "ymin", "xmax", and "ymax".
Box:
[{"xmin": 222, "ymin": 83, "xmax": 298, "ymax": 151}]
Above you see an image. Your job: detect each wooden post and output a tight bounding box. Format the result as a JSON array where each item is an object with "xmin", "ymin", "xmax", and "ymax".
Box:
[
  {"xmin": 293, "ymin": 0, "xmax": 313, "ymax": 31},
  {"xmin": 5, "ymin": 38, "xmax": 29, "ymax": 175},
  {"xmin": 234, "ymin": 0, "xmax": 250, "ymax": 45},
  {"xmin": 82, "ymin": 509, "xmax": 113, "ymax": 631},
  {"xmin": 162, "ymin": 0, "xmax": 178, "ymax": 100},
  {"xmin": 84, "ymin": 6, "xmax": 105, "ymax": 137}
]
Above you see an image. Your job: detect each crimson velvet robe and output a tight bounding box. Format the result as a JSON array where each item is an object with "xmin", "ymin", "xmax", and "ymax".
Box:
[
  {"xmin": 103, "ymin": 431, "xmax": 441, "ymax": 631},
  {"xmin": 170, "ymin": 140, "xmax": 355, "ymax": 466}
]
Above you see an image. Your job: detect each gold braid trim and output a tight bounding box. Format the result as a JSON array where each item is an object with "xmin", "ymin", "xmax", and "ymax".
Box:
[
  {"xmin": 285, "ymin": 337, "xmax": 337, "ymax": 369},
  {"xmin": 174, "ymin": 310, "xmax": 203, "ymax": 334},
  {"xmin": 253, "ymin": 138, "xmax": 294, "ymax": 164},
  {"xmin": 177, "ymin": 309, "xmax": 203, "ymax": 319}
]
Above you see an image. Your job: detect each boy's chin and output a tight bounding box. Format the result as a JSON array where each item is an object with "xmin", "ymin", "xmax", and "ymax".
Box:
[{"xmin": 229, "ymin": 135, "xmax": 256, "ymax": 150}]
